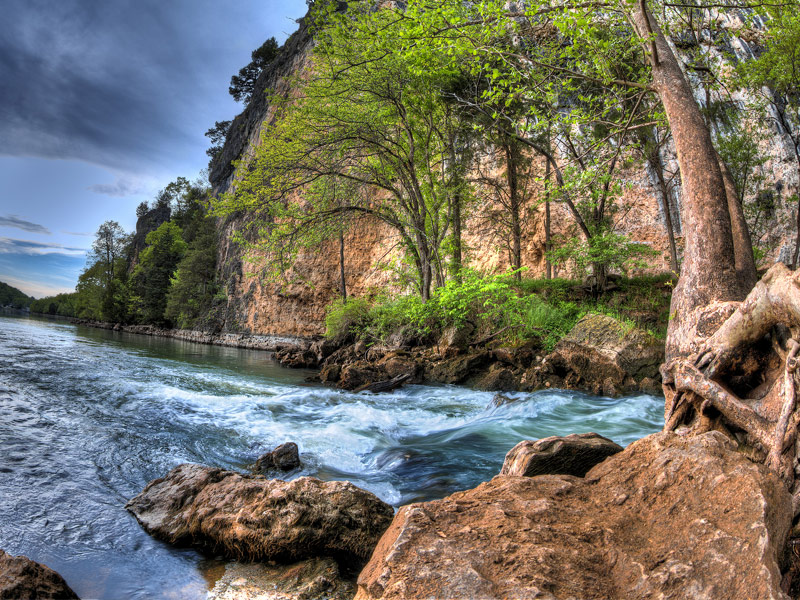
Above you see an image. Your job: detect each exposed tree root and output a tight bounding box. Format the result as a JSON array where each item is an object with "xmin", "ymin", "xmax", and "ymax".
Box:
[{"xmin": 663, "ymin": 264, "xmax": 800, "ymax": 510}]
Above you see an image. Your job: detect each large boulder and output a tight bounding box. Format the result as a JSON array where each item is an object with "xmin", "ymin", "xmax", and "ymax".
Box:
[
  {"xmin": 208, "ymin": 557, "xmax": 354, "ymax": 600},
  {"xmin": 356, "ymin": 432, "xmax": 792, "ymax": 600},
  {"xmin": 500, "ymin": 433, "xmax": 623, "ymax": 478},
  {"xmin": 0, "ymin": 550, "xmax": 79, "ymax": 600},
  {"xmin": 126, "ymin": 464, "xmax": 394, "ymax": 571},
  {"xmin": 425, "ymin": 351, "xmax": 491, "ymax": 384},
  {"xmin": 548, "ymin": 313, "xmax": 664, "ymax": 395}
]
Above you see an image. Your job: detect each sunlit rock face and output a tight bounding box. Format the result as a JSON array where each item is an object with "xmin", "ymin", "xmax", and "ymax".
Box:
[
  {"xmin": 356, "ymin": 431, "xmax": 792, "ymax": 600},
  {"xmin": 208, "ymin": 7, "xmax": 799, "ymax": 338}
]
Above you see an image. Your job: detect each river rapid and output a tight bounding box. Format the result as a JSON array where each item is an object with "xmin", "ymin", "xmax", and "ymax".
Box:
[{"xmin": 0, "ymin": 313, "xmax": 664, "ymax": 599}]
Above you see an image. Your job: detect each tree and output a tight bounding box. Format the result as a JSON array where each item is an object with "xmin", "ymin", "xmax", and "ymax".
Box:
[
  {"xmin": 216, "ymin": 12, "xmax": 474, "ymax": 300},
  {"xmin": 229, "ymin": 37, "xmax": 280, "ymax": 103},
  {"xmin": 328, "ymin": 0, "xmax": 800, "ymax": 508},
  {"xmin": 164, "ymin": 214, "xmax": 219, "ymax": 329},
  {"xmin": 205, "ymin": 120, "xmax": 232, "ymax": 160},
  {"xmin": 87, "ymin": 220, "xmax": 130, "ymax": 321},
  {"xmin": 129, "ymin": 221, "xmax": 187, "ymax": 326}
]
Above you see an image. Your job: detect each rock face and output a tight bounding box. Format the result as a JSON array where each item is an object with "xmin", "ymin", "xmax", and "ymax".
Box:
[
  {"xmin": 207, "ymin": 558, "xmax": 354, "ymax": 600},
  {"xmin": 0, "ymin": 550, "xmax": 79, "ymax": 600},
  {"xmin": 541, "ymin": 313, "xmax": 664, "ymax": 395},
  {"xmin": 356, "ymin": 432, "xmax": 792, "ymax": 600},
  {"xmin": 500, "ymin": 433, "xmax": 623, "ymax": 478},
  {"xmin": 254, "ymin": 442, "xmax": 301, "ymax": 473},
  {"xmin": 126, "ymin": 464, "xmax": 394, "ymax": 571}
]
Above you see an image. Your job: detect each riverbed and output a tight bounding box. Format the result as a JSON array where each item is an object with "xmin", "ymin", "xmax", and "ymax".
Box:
[{"xmin": 0, "ymin": 314, "xmax": 664, "ymax": 599}]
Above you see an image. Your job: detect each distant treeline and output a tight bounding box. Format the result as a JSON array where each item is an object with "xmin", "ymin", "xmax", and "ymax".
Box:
[
  {"xmin": 0, "ymin": 281, "xmax": 34, "ymax": 309},
  {"xmin": 31, "ymin": 178, "xmax": 223, "ymax": 330}
]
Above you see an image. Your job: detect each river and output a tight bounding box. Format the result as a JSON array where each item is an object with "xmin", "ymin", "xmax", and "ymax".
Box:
[{"xmin": 0, "ymin": 313, "xmax": 664, "ymax": 599}]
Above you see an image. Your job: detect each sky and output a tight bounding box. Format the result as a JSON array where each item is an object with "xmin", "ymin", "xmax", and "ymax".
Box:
[{"xmin": 0, "ymin": 0, "xmax": 308, "ymax": 298}]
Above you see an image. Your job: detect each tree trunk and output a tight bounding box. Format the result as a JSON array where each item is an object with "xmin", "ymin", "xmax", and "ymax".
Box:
[
  {"xmin": 504, "ymin": 141, "xmax": 522, "ymax": 279},
  {"xmin": 716, "ymin": 150, "xmax": 758, "ymax": 291},
  {"xmin": 545, "ymin": 159, "xmax": 552, "ymax": 280},
  {"xmin": 627, "ymin": 0, "xmax": 746, "ymax": 361},
  {"xmin": 451, "ymin": 191, "xmax": 463, "ymax": 282},
  {"xmin": 645, "ymin": 142, "xmax": 679, "ymax": 274},
  {"xmin": 629, "ymin": 1, "xmax": 800, "ymax": 512},
  {"xmin": 339, "ymin": 229, "xmax": 347, "ymax": 301}
]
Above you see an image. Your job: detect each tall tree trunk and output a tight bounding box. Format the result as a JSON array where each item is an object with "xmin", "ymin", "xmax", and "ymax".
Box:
[
  {"xmin": 545, "ymin": 159, "xmax": 552, "ymax": 280},
  {"xmin": 646, "ymin": 145, "xmax": 679, "ymax": 274},
  {"xmin": 627, "ymin": 0, "xmax": 746, "ymax": 361},
  {"xmin": 339, "ymin": 229, "xmax": 347, "ymax": 301},
  {"xmin": 717, "ymin": 150, "xmax": 758, "ymax": 291},
  {"xmin": 451, "ymin": 191, "xmax": 463, "ymax": 282},
  {"xmin": 504, "ymin": 141, "xmax": 522, "ymax": 280}
]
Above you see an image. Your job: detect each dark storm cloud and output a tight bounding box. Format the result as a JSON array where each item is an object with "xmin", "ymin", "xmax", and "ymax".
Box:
[
  {"xmin": 0, "ymin": 0, "xmax": 307, "ymax": 172},
  {"xmin": 0, "ymin": 215, "xmax": 51, "ymax": 234}
]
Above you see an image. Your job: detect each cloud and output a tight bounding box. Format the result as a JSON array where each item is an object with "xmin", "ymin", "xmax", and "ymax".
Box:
[
  {"xmin": 0, "ymin": 237, "xmax": 87, "ymax": 257},
  {"xmin": 62, "ymin": 230, "xmax": 93, "ymax": 237},
  {"xmin": 87, "ymin": 178, "xmax": 146, "ymax": 197},
  {"xmin": 0, "ymin": 215, "xmax": 51, "ymax": 234}
]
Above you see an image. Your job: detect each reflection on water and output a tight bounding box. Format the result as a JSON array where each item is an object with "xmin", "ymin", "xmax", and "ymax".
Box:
[{"xmin": 0, "ymin": 314, "xmax": 664, "ymax": 599}]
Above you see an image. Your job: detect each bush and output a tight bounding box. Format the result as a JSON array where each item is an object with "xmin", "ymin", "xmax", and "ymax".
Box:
[{"xmin": 325, "ymin": 297, "xmax": 371, "ymax": 341}]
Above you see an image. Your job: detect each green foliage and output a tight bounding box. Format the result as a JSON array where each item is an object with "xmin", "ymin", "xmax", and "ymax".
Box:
[
  {"xmin": 164, "ymin": 214, "xmax": 219, "ymax": 329},
  {"xmin": 325, "ymin": 269, "xmax": 671, "ymax": 352},
  {"xmin": 548, "ymin": 230, "xmax": 659, "ymax": 279},
  {"xmin": 0, "ymin": 281, "xmax": 33, "ymax": 308},
  {"xmin": 205, "ymin": 120, "xmax": 232, "ymax": 160},
  {"xmin": 229, "ymin": 37, "xmax": 280, "ymax": 103},
  {"xmin": 129, "ymin": 222, "xmax": 187, "ymax": 326}
]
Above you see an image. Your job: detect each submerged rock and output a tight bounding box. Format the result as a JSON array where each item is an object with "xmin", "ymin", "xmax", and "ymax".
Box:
[
  {"xmin": 254, "ymin": 442, "xmax": 301, "ymax": 473},
  {"xmin": 356, "ymin": 432, "xmax": 791, "ymax": 600},
  {"xmin": 500, "ymin": 433, "xmax": 623, "ymax": 478},
  {"xmin": 0, "ymin": 550, "xmax": 79, "ymax": 600},
  {"xmin": 207, "ymin": 558, "xmax": 354, "ymax": 600},
  {"xmin": 126, "ymin": 464, "xmax": 394, "ymax": 571}
]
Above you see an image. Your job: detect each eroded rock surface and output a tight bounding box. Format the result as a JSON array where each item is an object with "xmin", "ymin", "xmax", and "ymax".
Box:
[
  {"xmin": 126, "ymin": 464, "xmax": 394, "ymax": 571},
  {"xmin": 356, "ymin": 432, "xmax": 792, "ymax": 600},
  {"xmin": 207, "ymin": 558, "xmax": 354, "ymax": 600},
  {"xmin": 254, "ymin": 442, "xmax": 301, "ymax": 473},
  {"xmin": 0, "ymin": 550, "xmax": 79, "ymax": 600},
  {"xmin": 537, "ymin": 313, "xmax": 664, "ymax": 395},
  {"xmin": 501, "ymin": 433, "xmax": 623, "ymax": 478}
]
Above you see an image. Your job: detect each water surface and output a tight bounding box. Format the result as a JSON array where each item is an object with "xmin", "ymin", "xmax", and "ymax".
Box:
[{"xmin": 0, "ymin": 314, "xmax": 664, "ymax": 599}]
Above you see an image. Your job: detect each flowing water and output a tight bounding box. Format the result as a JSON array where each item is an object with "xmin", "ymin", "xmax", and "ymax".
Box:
[{"xmin": 0, "ymin": 313, "xmax": 664, "ymax": 599}]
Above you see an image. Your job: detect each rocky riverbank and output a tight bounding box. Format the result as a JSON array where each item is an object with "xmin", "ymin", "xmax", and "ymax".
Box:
[
  {"xmin": 122, "ymin": 429, "xmax": 800, "ymax": 599},
  {"xmin": 280, "ymin": 312, "xmax": 665, "ymax": 397},
  {"xmin": 68, "ymin": 319, "xmax": 309, "ymax": 352}
]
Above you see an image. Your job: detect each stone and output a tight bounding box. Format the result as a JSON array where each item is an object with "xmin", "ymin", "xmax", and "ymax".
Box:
[
  {"xmin": 473, "ymin": 365, "xmax": 518, "ymax": 391},
  {"xmin": 549, "ymin": 313, "xmax": 664, "ymax": 394},
  {"xmin": 425, "ymin": 351, "xmax": 491, "ymax": 385},
  {"xmin": 438, "ymin": 323, "xmax": 474, "ymax": 355},
  {"xmin": 126, "ymin": 464, "xmax": 394, "ymax": 571},
  {"xmin": 500, "ymin": 433, "xmax": 623, "ymax": 478},
  {"xmin": 378, "ymin": 354, "xmax": 423, "ymax": 382},
  {"xmin": 319, "ymin": 363, "xmax": 341, "ymax": 383},
  {"xmin": 0, "ymin": 550, "xmax": 79, "ymax": 600},
  {"xmin": 207, "ymin": 558, "xmax": 354, "ymax": 600},
  {"xmin": 254, "ymin": 442, "xmax": 301, "ymax": 473},
  {"xmin": 337, "ymin": 364, "xmax": 386, "ymax": 391},
  {"xmin": 356, "ymin": 432, "xmax": 792, "ymax": 600}
]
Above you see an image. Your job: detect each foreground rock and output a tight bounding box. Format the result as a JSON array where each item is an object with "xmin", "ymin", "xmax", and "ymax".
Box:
[
  {"xmin": 500, "ymin": 433, "xmax": 623, "ymax": 478},
  {"xmin": 253, "ymin": 442, "xmax": 301, "ymax": 473},
  {"xmin": 208, "ymin": 558, "xmax": 354, "ymax": 600},
  {"xmin": 126, "ymin": 464, "xmax": 394, "ymax": 571},
  {"xmin": 357, "ymin": 432, "xmax": 791, "ymax": 600},
  {"xmin": 0, "ymin": 550, "xmax": 79, "ymax": 599}
]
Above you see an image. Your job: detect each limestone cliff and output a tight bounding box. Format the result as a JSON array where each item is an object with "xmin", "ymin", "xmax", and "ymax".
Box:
[{"xmin": 207, "ymin": 8, "xmax": 800, "ymax": 338}]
